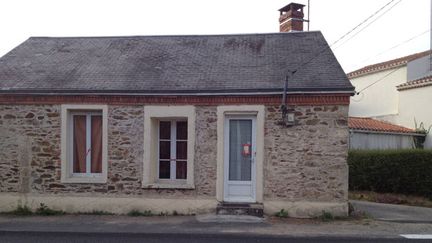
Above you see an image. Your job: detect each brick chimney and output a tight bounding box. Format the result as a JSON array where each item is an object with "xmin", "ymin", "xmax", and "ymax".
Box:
[{"xmin": 278, "ymin": 3, "xmax": 305, "ymax": 32}]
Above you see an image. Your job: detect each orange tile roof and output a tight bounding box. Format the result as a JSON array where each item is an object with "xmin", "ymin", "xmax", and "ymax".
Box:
[
  {"xmin": 397, "ymin": 75, "xmax": 432, "ymax": 91},
  {"xmin": 348, "ymin": 117, "xmax": 417, "ymax": 134},
  {"xmin": 347, "ymin": 50, "xmax": 432, "ymax": 79}
]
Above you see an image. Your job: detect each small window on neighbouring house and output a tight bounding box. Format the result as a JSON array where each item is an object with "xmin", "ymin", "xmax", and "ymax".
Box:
[
  {"xmin": 158, "ymin": 120, "xmax": 187, "ymax": 180},
  {"xmin": 70, "ymin": 112, "xmax": 103, "ymax": 175}
]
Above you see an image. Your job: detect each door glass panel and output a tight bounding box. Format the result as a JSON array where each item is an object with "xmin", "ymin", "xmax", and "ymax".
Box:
[{"xmin": 229, "ymin": 119, "xmax": 252, "ymax": 181}]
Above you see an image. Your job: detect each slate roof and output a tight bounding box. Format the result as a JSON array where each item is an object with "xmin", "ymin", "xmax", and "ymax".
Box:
[
  {"xmin": 0, "ymin": 32, "xmax": 354, "ymax": 95},
  {"xmin": 347, "ymin": 50, "xmax": 432, "ymax": 79},
  {"xmin": 397, "ymin": 75, "xmax": 432, "ymax": 91},
  {"xmin": 348, "ymin": 117, "xmax": 419, "ymax": 135}
]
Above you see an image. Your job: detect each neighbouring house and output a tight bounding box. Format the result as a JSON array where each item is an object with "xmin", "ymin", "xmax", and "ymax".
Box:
[
  {"xmin": 348, "ymin": 50, "xmax": 432, "ymax": 149},
  {"xmin": 348, "ymin": 117, "xmax": 425, "ymax": 150},
  {"xmin": 0, "ymin": 3, "xmax": 354, "ymax": 217}
]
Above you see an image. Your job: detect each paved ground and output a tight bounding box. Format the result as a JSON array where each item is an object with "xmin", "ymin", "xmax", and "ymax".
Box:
[
  {"xmin": 0, "ymin": 213, "xmax": 431, "ymax": 239},
  {"xmin": 0, "ymin": 231, "xmax": 422, "ymax": 243},
  {"xmin": 1, "ymin": 201, "xmax": 432, "ymax": 241},
  {"xmin": 351, "ymin": 200, "xmax": 432, "ymax": 223}
]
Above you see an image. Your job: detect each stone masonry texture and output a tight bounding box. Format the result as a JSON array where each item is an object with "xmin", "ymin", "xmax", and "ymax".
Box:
[
  {"xmin": 264, "ymin": 105, "xmax": 349, "ymax": 202},
  {"xmin": 0, "ymin": 104, "xmax": 348, "ymax": 203}
]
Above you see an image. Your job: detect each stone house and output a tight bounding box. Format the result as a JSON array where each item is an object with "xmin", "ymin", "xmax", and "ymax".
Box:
[{"xmin": 0, "ymin": 3, "xmax": 354, "ymax": 217}]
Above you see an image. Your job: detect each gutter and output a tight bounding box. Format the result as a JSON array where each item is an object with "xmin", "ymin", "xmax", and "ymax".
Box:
[
  {"xmin": 349, "ymin": 129, "xmax": 426, "ymax": 137},
  {"xmin": 0, "ymin": 90, "xmax": 356, "ymax": 97}
]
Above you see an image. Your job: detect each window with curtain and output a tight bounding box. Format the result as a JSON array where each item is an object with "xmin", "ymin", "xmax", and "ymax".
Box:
[
  {"xmin": 71, "ymin": 112, "xmax": 103, "ymax": 175},
  {"xmin": 158, "ymin": 120, "xmax": 187, "ymax": 180}
]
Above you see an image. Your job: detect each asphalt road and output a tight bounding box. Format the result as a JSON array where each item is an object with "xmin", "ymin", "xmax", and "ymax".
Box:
[{"xmin": 0, "ymin": 232, "xmax": 426, "ymax": 243}]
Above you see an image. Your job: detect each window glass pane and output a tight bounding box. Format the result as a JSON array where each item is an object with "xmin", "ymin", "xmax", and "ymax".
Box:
[
  {"xmin": 73, "ymin": 115, "xmax": 87, "ymax": 173},
  {"xmin": 159, "ymin": 161, "xmax": 170, "ymax": 179},
  {"xmin": 159, "ymin": 141, "xmax": 171, "ymax": 159},
  {"xmin": 229, "ymin": 119, "xmax": 252, "ymax": 181},
  {"xmin": 159, "ymin": 121, "xmax": 171, "ymax": 140},
  {"xmin": 176, "ymin": 161, "xmax": 187, "ymax": 179},
  {"xmin": 91, "ymin": 115, "xmax": 103, "ymax": 173},
  {"xmin": 176, "ymin": 141, "xmax": 187, "ymax": 160},
  {"xmin": 176, "ymin": 121, "xmax": 187, "ymax": 140}
]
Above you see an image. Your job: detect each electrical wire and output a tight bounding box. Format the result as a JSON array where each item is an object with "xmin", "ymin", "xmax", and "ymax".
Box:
[
  {"xmin": 289, "ymin": 0, "xmax": 400, "ymax": 76},
  {"xmin": 356, "ymin": 29, "xmax": 430, "ymax": 67},
  {"xmin": 356, "ymin": 66, "xmax": 401, "ymax": 94},
  {"xmin": 332, "ymin": 0, "xmax": 403, "ymax": 50}
]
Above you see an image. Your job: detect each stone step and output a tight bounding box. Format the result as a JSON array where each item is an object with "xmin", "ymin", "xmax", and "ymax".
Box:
[{"xmin": 216, "ymin": 203, "xmax": 264, "ymax": 217}]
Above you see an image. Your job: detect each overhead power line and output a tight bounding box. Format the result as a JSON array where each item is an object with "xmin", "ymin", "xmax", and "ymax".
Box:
[
  {"xmin": 356, "ymin": 67, "xmax": 401, "ymax": 94},
  {"xmin": 289, "ymin": 0, "xmax": 400, "ymax": 77},
  {"xmin": 355, "ymin": 29, "xmax": 430, "ymax": 69},
  {"xmin": 333, "ymin": 0, "xmax": 403, "ymax": 50}
]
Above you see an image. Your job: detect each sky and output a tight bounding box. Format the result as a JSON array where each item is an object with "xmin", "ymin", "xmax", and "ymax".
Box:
[{"xmin": 0, "ymin": 0, "xmax": 430, "ymax": 72}]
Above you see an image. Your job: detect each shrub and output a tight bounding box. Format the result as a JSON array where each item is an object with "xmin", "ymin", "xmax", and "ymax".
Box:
[
  {"xmin": 318, "ymin": 211, "xmax": 334, "ymax": 222},
  {"xmin": 35, "ymin": 203, "xmax": 65, "ymax": 216},
  {"xmin": 348, "ymin": 149, "xmax": 432, "ymax": 199},
  {"xmin": 127, "ymin": 209, "xmax": 153, "ymax": 217},
  {"xmin": 275, "ymin": 209, "xmax": 289, "ymax": 218},
  {"xmin": 9, "ymin": 204, "xmax": 33, "ymax": 216}
]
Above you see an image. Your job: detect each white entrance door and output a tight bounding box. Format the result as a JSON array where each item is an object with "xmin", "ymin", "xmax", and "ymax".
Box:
[{"xmin": 223, "ymin": 115, "xmax": 256, "ymax": 203}]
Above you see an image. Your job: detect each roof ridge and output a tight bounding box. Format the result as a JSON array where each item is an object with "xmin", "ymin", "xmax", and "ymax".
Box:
[
  {"xmin": 347, "ymin": 50, "xmax": 432, "ymax": 79},
  {"xmin": 397, "ymin": 74, "xmax": 432, "ymax": 91},
  {"xmin": 28, "ymin": 31, "xmax": 322, "ymax": 40},
  {"xmin": 348, "ymin": 117, "xmax": 417, "ymax": 134}
]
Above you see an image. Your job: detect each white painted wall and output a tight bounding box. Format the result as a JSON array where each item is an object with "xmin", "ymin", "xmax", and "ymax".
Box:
[
  {"xmin": 349, "ymin": 67, "xmax": 407, "ymax": 118},
  {"xmin": 349, "ymin": 132, "xmax": 415, "ymax": 150},
  {"xmin": 397, "ymin": 85, "xmax": 432, "ymax": 148}
]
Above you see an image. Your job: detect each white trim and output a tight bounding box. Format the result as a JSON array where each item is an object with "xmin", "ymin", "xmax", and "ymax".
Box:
[
  {"xmin": 142, "ymin": 106, "xmax": 195, "ymax": 189},
  {"xmin": 216, "ymin": 105, "xmax": 265, "ymax": 203},
  {"xmin": 156, "ymin": 120, "xmax": 188, "ymax": 181},
  {"xmin": 61, "ymin": 104, "xmax": 108, "ymax": 184}
]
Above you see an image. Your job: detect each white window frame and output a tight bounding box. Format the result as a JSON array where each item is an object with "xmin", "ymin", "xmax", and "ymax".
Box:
[
  {"xmin": 69, "ymin": 111, "xmax": 103, "ymax": 178},
  {"xmin": 61, "ymin": 104, "xmax": 108, "ymax": 184},
  {"xmin": 157, "ymin": 119, "xmax": 188, "ymax": 182},
  {"xmin": 142, "ymin": 106, "xmax": 195, "ymax": 189}
]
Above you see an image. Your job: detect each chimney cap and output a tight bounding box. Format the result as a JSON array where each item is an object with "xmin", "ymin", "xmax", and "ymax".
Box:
[{"xmin": 278, "ymin": 3, "xmax": 305, "ymax": 13}]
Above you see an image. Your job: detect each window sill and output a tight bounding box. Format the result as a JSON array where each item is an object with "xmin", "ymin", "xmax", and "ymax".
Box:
[
  {"xmin": 61, "ymin": 176, "xmax": 107, "ymax": 184},
  {"xmin": 142, "ymin": 183, "xmax": 195, "ymax": 190}
]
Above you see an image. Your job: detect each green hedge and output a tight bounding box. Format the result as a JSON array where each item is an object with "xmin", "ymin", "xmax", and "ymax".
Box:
[{"xmin": 348, "ymin": 149, "xmax": 432, "ymax": 199}]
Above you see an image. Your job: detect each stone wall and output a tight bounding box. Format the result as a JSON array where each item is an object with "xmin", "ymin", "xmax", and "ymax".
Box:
[
  {"xmin": 264, "ymin": 105, "xmax": 349, "ymax": 202},
  {"xmin": 0, "ymin": 105, "xmax": 218, "ymax": 198},
  {"xmin": 0, "ymin": 103, "xmax": 349, "ymax": 206}
]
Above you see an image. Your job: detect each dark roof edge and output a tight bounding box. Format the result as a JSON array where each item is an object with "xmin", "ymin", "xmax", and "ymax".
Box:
[
  {"xmin": 0, "ymin": 87, "xmax": 355, "ymax": 96},
  {"xmin": 349, "ymin": 129, "xmax": 425, "ymax": 137}
]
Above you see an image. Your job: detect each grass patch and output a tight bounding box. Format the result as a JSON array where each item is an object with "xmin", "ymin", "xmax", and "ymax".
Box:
[
  {"xmin": 317, "ymin": 211, "xmax": 335, "ymax": 222},
  {"xmin": 127, "ymin": 209, "xmax": 153, "ymax": 217},
  {"xmin": 35, "ymin": 203, "xmax": 65, "ymax": 216},
  {"xmin": 275, "ymin": 209, "xmax": 289, "ymax": 218},
  {"xmin": 4, "ymin": 204, "xmax": 33, "ymax": 216},
  {"xmin": 78, "ymin": 210, "xmax": 115, "ymax": 215},
  {"xmin": 350, "ymin": 191, "xmax": 432, "ymax": 208}
]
